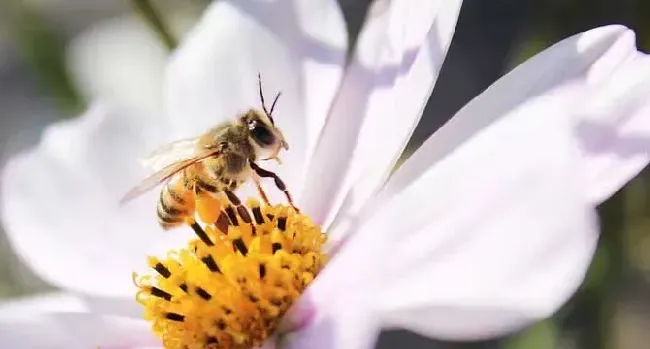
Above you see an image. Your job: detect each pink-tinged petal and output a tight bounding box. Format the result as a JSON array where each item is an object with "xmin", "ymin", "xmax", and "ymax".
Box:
[
  {"xmin": 0, "ymin": 312, "xmax": 157, "ymax": 349},
  {"xmin": 577, "ymin": 51, "xmax": 650, "ymax": 204},
  {"xmin": 164, "ymin": 0, "xmax": 347, "ymax": 201},
  {"xmin": 283, "ymin": 295, "xmax": 380, "ymax": 349},
  {"xmin": 298, "ymin": 0, "xmax": 463, "ymax": 230},
  {"xmin": 314, "ymin": 26, "xmax": 637, "ymax": 341},
  {"xmin": 1, "ymin": 103, "xmax": 189, "ymax": 297}
]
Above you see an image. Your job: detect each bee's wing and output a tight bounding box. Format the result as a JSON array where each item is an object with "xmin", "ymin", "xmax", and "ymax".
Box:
[
  {"xmin": 141, "ymin": 138, "xmax": 202, "ymax": 172},
  {"xmin": 120, "ymin": 148, "xmax": 223, "ymax": 205}
]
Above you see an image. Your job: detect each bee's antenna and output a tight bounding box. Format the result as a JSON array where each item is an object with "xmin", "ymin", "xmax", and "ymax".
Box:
[
  {"xmin": 257, "ymin": 73, "xmax": 278, "ymax": 125},
  {"xmin": 270, "ymin": 91, "xmax": 282, "ymax": 116}
]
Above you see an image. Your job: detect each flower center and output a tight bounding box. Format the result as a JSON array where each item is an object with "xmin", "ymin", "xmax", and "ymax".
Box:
[{"xmin": 134, "ymin": 195, "xmax": 328, "ymax": 349}]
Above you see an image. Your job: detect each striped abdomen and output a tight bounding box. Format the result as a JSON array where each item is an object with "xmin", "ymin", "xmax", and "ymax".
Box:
[
  {"xmin": 156, "ymin": 169, "xmax": 196, "ymax": 230},
  {"xmin": 156, "ymin": 159, "xmax": 249, "ymax": 230}
]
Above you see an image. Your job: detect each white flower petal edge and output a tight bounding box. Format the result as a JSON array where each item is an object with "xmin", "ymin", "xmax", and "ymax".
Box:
[
  {"xmin": 0, "ymin": 292, "xmax": 88, "ymax": 316},
  {"xmin": 0, "ymin": 312, "xmax": 158, "ymax": 349},
  {"xmin": 0, "ymin": 102, "xmax": 188, "ymax": 297},
  {"xmin": 299, "ymin": 0, "xmax": 464, "ymax": 231},
  {"xmin": 577, "ymin": 49, "xmax": 650, "ymax": 204},
  {"xmin": 0, "ymin": 292, "xmax": 154, "ymax": 349},
  {"xmin": 164, "ymin": 0, "xmax": 347, "ymax": 202},
  {"xmin": 296, "ymin": 25, "xmax": 647, "ymax": 343}
]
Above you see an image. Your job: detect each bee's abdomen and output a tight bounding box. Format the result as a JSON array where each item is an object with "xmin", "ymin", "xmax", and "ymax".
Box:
[{"xmin": 157, "ymin": 175, "xmax": 194, "ymax": 230}]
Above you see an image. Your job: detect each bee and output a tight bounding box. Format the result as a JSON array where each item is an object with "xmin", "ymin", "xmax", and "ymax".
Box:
[{"xmin": 120, "ymin": 74, "xmax": 296, "ymax": 230}]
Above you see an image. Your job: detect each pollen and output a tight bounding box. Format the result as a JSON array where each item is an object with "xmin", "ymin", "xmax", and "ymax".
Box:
[{"xmin": 134, "ymin": 196, "xmax": 328, "ymax": 349}]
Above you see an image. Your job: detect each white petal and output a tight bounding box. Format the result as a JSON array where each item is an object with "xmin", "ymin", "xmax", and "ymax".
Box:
[
  {"xmin": 0, "ymin": 312, "xmax": 157, "ymax": 349},
  {"xmin": 67, "ymin": 16, "xmax": 168, "ymax": 120},
  {"xmin": 0, "ymin": 290, "xmax": 144, "ymax": 319},
  {"xmin": 165, "ymin": 0, "xmax": 347, "ymax": 201},
  {"xmin": 313, "ymin": 26, "xmax": 637, "ymax": 341},
  {"xmin": 298, "ymin": 0, "xmax": 463, "ymax": 230},
  {"xmin": 1, "ymin": 102, "xmax": 188, "ymax": 296},
  {"xmin": 577, "ymin": 51, "xmax": 650, "ymax": 204},
  {"xmin": 284, "ymin": 295, "xmax": 380, "ymax": 349},
  {"xmin": 0, "ymin": 292, "xmax": 88, "ymax": 316},
  {"xmin": 370, "ymin": 25, "xmax": 639, "ymax": 339},
  {"xmin": 376, "ymin": 25, "xmax": 638, "ymax": 205}
]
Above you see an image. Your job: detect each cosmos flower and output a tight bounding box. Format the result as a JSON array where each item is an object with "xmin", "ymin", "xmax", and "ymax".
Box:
[{"xmin": 2, "ymin": 0, "xmax": 650, "ymax": 349}]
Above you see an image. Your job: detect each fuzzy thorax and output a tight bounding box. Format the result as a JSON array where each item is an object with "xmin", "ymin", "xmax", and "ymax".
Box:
[{"xmin": 134, "ymin": 195, "xmax": 328, "ymax": 349}]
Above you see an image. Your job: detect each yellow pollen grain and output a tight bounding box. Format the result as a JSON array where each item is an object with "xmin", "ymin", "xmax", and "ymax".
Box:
[{"xmin": 134, "ymin": 196, "xmax": 328, "ymax": 349}]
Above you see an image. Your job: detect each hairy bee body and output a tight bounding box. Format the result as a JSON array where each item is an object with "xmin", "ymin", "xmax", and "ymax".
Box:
[
  {"xmin": 121, "ymin": 75, "xmax": 297, "ymax": 230},
  {"xmin": 155, "ymin": 122, "xmax": 258, "ymax": 229}
]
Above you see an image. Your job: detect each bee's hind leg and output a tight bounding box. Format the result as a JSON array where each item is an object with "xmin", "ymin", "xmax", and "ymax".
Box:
[
  {"xmin": 224, "ymin": 190, "xmax": 254, "ymax": 226},
  {"xmin": 249, "ymin": 161, "xmax": 299, "ymax": 213}
]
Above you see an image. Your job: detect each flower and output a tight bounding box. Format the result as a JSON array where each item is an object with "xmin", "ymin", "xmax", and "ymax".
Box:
[
  {"xmin": 2, "ymin": 0, "xmax": 650, "ymax": 349},
  {"xmin": 133, "ymin": 197, "xmax": 330, "ymax": 349}
]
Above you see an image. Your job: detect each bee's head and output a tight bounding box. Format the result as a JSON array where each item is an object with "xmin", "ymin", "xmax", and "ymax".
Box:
[{"xmin": 241, "ymin": 109, "xmax": 289, "ymax": 162}]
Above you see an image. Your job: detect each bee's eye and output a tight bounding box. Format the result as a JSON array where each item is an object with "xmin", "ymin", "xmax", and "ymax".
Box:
[{"xmin": 250, "ymin": 124, "xmax": 276, "ymax": 146}]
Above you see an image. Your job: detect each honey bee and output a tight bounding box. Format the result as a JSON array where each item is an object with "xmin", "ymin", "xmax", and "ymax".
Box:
[{"xmin": 120, "ymin": 74, "xmax": 296, "ymax": 230}]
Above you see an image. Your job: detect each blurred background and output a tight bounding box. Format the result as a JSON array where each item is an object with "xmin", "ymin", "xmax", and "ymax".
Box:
[{"xmin": 0, "ymin": 0, "xmax": 648, "ymax": 348}]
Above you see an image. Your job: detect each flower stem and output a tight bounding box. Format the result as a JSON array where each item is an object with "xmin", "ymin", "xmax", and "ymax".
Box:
[{"xmin": 131, "ymin": 0, "xmax": 177, "ymax": 52}]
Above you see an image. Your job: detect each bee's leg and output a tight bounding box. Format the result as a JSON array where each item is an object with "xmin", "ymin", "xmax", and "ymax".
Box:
[
  {"xmin": 249, "ymin": 161, "xmax": 298, "ymax": 212},
  {"xmin": 224, "ymin": 190, "xmax": 253, "ymax": 225},
  {"xmin": 252, "ymin": 175, "xmax": 271, "ymax": 206}
]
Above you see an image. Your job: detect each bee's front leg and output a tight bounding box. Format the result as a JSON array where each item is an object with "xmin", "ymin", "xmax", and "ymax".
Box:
[{"xmin": 249, "ymin": 161, "xmax": 298, "ymax": 213}]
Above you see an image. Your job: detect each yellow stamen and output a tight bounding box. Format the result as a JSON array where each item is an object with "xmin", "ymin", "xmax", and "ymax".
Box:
[{"xmin": 134, "ymin": 196, "xmax": 328, "ymax": 349}]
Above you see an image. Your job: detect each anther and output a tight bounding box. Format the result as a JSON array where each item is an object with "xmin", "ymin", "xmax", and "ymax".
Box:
[
  {"xmin": 233, "ymin": 238, "xmax": 248, "ymax": 256},
  {"xmin": 195, "ymin": 287, "xmax": 213, "ymax": 301},
  {"xmin": 201, "ymin": 255, "xmax": 222, "ymax": 273},
  {"xmin": 165, "ymin": 312, "xmax": 185, "ymax": 322},
  {"xmin": 189, "ymin": 221, "xmax": 214, "ymax": 246},
  {"xmin": 259, "ymin": 264, "xmax": 267, "ymax": 279},
  {"xmin": 150, "ymin": 287, "xmax": 173, "ymax": 301},
  {"xmin": 252, "ymin": 206, "xmax": 264, "ymax": 224},
  {"xmin": 153, "ymin": 262, "xmax": 171, "ymax": 278},
  {"xmin": 277, "ymin": 216, "xmax": 287, "ymax": 231},
  {"xmin": 272, "ymin": 243, "xmax": 282, "ymax": 254}
]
